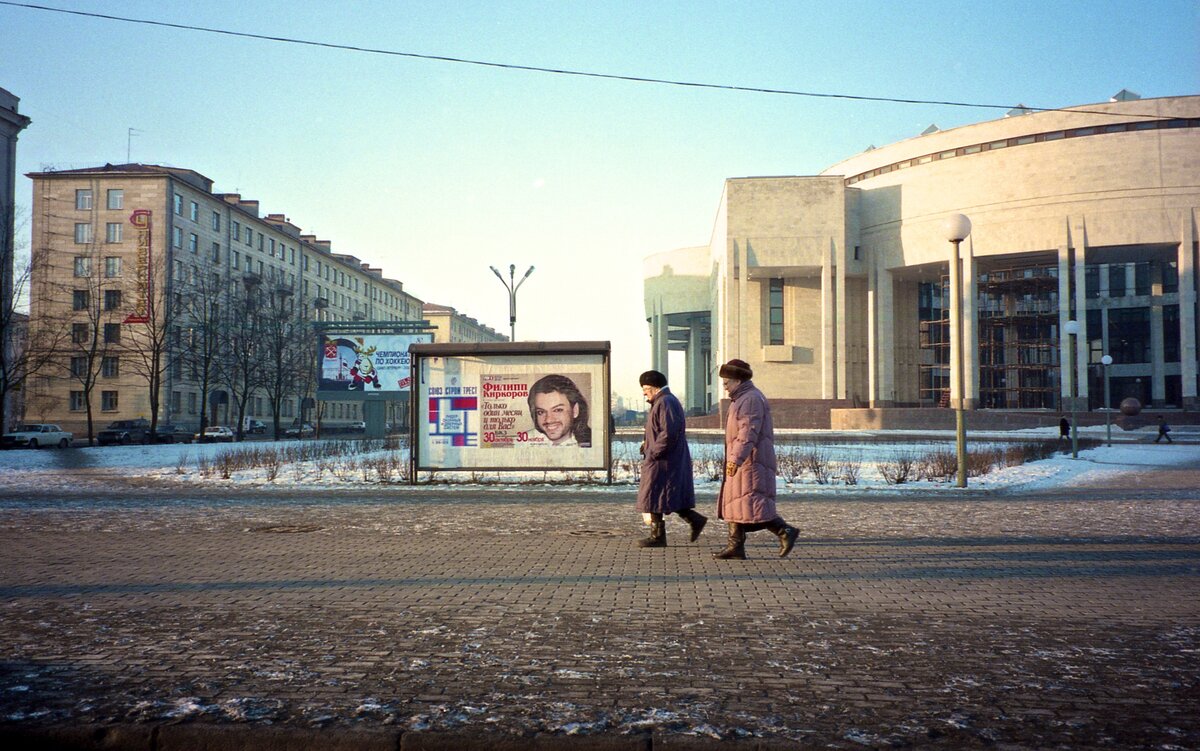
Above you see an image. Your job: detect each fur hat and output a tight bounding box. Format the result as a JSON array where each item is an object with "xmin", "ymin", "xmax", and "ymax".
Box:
[
  {"xmin": 638, "ymin": 370, "xmax": 668, "ymax": 388},
  {"xmin": 718, "ymin": 358, "xmax": 753, "ymax": 380}
]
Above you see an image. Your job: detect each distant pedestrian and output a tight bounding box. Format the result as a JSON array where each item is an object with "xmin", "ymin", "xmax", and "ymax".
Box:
[
  {"xmin": 1155, "ymin": 416, "xmax": 1173, "ymax": 443},
  {"xmin": 635, "ymin": 370, "xmax": 707, "ymax": 548},
  {"xmin": 713, "ymin": 359, "xmax": 799, "ymax": 560},
  {"xmin": 1059, "ymin": 417, "xmax": 1070, "ymax": 441}
]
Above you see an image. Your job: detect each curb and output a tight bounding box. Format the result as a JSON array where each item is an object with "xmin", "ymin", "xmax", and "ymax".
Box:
[{"xmin": 1, "ymin": 725, "xmax": 813, "ymax": 750}]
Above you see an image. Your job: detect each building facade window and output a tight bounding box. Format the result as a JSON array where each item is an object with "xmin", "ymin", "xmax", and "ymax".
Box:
[
  {"xmin": 75, "ymin": 189, "xmax": 93, "ymax": 210},
  {"xmin": 212, "ymin": 242, "xmax": 221, "ymax": 263},
  {"xmin": 767, "ymin": 278, "xmax": 784, "ymax": 346},
  {"xmin": 72, "ymin": 289, "xmax": 89, "ymax": 311},
  {"xmin": 187, "ymin": 392, "xmax": 197, "ymax": 414},
  {"xmin": 101, "ymin": 356, "xmax": 120, "ymax": 378},
  {"xmin": 74, "ymin": 223, "xmax": 93, "ymax": 244},
  {"xmin": 72, "ymin": 323, "xmax": 89, "ymax": 343},
  {"xmin": 70, "ymin": 391, "xmax": 85, "ymax": 411},
  {"xmin": 232, "ymin": 221, "xmax": 240, "ymax": 240},
  {"xmin": 190, "ymin": 201, "xmax": 199, "ymax": 222},
  {"xmin": 101, "ymin": 391, "xmax": 119, "ymax": 411},
  {"xmin": 105, "ymin": 222, "xmax": 122, "ymax": 243},
  {"xmin": 107, "ymin": 189, "xmax": 123, "ymax": 210},
  {"xmin": 104, "ymin": 257, "xmax": 121, "ymax": 277},
  {"xmin": 73, "ymin": 256, "xmax": 91, "ymax": 277},
  {"xmin": 1163, "ymin": 304, "xmax": 1180, "ymax": 362},
  {"xmin": 1108, "ymin": 307, "xmax": 1151, "ymax": 364},
  {"xmin": 104, "ymin": 323, "xmax": 121, "ymax": 344},
  {"xmin": 188, "ymin": 233, "xmax": 198, "ymax": 253},
  {"xmin": 171, "ymin": 391, "xmax": 182, "ymax": 413},
  {"xmin": 104, "ymin": 289, "xmax": 122, "ymax": 311},
  {"xmin": 1108, "ymin": 264, "xmax": 1126, "ymax": 297},
  {"xmin": 231, "ymin": 250, "xmax": 240, "ymax": 269},
  {"xmin": 172, "ymin": 227, "xmax": 183, "ymax": 248},
  {"xmin": 173, "ymin": 193, "xmax": 183, "ymax": 215},
  {"xmin": 70, "ymin": 356, "xmax": 87, "ymax": 377}
]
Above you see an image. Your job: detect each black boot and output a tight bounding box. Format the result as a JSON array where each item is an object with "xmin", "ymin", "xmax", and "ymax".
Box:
[
  {"xmin": 677, "ymin": 508, "xmax": 708, "ymax": 542},
  {"xmin": 638, "ymin": 514, "xmax": 666, "ymax": 548},
  {"xmin": 713, "ymin": 523, "xmax": 746, "ymax": 559},
  {"xmin": 766, "ymin": 518, "xmax": 800, "ymax": 558}
]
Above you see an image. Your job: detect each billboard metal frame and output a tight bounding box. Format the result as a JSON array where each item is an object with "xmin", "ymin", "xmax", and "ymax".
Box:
[{"xmin": 409, "ymin": 341, "xmax": 612, "ymax": 484}]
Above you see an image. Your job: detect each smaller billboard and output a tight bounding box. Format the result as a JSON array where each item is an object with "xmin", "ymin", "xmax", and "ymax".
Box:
[
  {"xmin": 411, "ymin": 342, "xmax": 611, "ymax": 473},
  {"xmin": 318, "ymin": 334, "xmax": 431, "ymax": 394}
]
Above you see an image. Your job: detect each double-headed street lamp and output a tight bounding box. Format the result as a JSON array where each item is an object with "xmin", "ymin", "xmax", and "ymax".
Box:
[
  {"xmin": 1064, "ymin": 319, "xmax": 1081, "ymax": 459},
  {"xmin": 942, "ymin": 213, "xmax": 972, "ymax": 488},
  {"xmin": 489, "ymin": 264, "xmax": 535, "ymax": 342}
]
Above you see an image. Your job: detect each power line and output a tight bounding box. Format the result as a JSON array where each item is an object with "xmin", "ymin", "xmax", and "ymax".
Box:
[{"xmin": 0, "ymin": 0, "xmax": 1184, "ymax": 120}]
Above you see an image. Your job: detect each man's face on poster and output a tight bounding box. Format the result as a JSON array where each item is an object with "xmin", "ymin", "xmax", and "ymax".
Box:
[{"xmin": 533, "ymin": 390, "xmax": 579, "ymax": 443}]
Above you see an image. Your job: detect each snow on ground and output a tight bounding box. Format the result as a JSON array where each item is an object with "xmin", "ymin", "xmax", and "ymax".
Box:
[{"xmin": 0, "ymin": 423, "xmax": 1196, "ymax": 495}]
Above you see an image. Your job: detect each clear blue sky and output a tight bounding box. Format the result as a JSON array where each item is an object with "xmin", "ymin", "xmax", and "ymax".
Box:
[{"xmin": 3, "ymin": 0, "xmax": 1197, "ymax": 406}]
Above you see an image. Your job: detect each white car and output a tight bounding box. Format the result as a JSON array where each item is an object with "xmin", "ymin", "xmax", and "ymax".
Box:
[
  {"xmin": 2, "ymin": 423, "xmax": 73, "ymax": 449},
  {"xmin": 285, "ymin": 423, "xmax": 315, "ymax": 438},
  {"xmin": 194, "ymin": 425, "xmax": 235, "ymax": 443}
]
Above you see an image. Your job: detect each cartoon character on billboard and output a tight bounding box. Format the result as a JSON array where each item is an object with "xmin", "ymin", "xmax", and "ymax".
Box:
[{"xmin": 348, "ymin": 339, "xmax": 382, "ymax": 390}]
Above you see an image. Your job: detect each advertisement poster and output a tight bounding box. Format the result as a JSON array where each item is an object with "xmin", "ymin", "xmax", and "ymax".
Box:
[
  {"xmin": 418, "ymin": 352, "xmax": 607, "ymax": 470},
  {"xmin": 318, "ymin": 334, "xmax": 431, "ymax": 393}
]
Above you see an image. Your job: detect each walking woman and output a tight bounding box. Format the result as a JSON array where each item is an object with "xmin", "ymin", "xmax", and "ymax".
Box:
[
  {"xmin": 713, "ymin": 359, "xmax": 799, "ymax": 559},
  {"xmin": 636, "ymin": 370, "xmax": 707, "ymax": 547}
]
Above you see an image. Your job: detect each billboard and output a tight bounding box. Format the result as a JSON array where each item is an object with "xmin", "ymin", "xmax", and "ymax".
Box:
[
  {"xmin": 412, "ymin": 343, "xmax": 610, "ymax": 471},
  {"xmin": 318, "ymin": 334, "xmax": 431, "ymax": 394}
]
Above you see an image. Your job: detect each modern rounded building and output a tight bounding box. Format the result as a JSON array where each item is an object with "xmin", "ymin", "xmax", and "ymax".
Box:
[{"xmin": 644, "ymin": 94, "xmax": 1199, "ymax": 426}]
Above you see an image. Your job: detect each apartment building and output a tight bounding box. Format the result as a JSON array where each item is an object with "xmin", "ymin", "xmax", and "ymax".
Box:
[
  {"xmin": 25, "ymin": 163, "xmax": 433, "ymax": 435},
  {"xmin": 422, "ymin": 303, "xmax": 507, "ymax": 344}
]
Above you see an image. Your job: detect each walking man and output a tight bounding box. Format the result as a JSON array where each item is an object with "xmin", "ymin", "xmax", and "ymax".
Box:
[
  {"xmin": 1155, "ymin": 415, "xmax": 1174, "ymax": 443},
  {"xmin": 713, "ymin": 359, "xmax": 799, "ymax": 560},
  {"xmin": 636, "ymin": 370, "xmax": 707, "ymax": 548}
]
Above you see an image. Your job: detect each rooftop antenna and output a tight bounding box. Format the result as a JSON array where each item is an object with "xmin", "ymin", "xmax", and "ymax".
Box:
[{"xmin": 127, "ymin": 127, "xmax": 143, "ymax": 163}]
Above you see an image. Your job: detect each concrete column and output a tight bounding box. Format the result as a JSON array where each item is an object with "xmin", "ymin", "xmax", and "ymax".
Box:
[
  {"xmin": 1151, "ymin": 297, "xmax": 1166, "ymax": 406},
  {"xmin": 1058, "ymin": 241, "xmax": 1072, "ymax": 404},
  {"xmin": 1073, "ymin": 223, "xmax": 1089, "ymax": 403},
  {"xmin": 821, "ymin": 241, "xmax": 835, "ymax": 399},
  {"xmin": 876, "ymin": 257, "xmax": 896, "ymax": 407},
  {"xmin": 737, "ymin": 240, "xmax": 749, "ymax": 359},
  {"xmin": 651, "ymin": 305, "xmax": 668, "ymax": 377},
  {"xmin": 687, "ymin": 321, "xmax": 704, "ymax": 413},
  {"xmin": 835, "ymin": 237, "xmax": 848, "ymax": 400},
  {"xmin": 963, "ymin": 238, "xmax": 978, "ymax": 409},
  {"xmin": 867, "ymin": 258, "xmax": 877, "ymax": 407},
  {"xmin": 1179, "ymin": 208, "xmax": 1198, "ymax": 408}
]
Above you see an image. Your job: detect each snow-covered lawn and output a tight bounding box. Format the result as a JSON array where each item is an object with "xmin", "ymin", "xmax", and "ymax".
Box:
[{"xmin": 1, "ymin": 423, "xmax": 1195, "ymax": 494}]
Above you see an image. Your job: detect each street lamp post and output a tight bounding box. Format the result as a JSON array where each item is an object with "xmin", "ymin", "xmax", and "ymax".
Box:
[
  {"xmin": 942, "ymin": 213, "xmax": 972, "ymax": 488},
  {"xmin": 489, "ymin": 263, "xmax": 535, "ymax": 341},
  {"xmin": 1064, "ymin": 319, "xmax": 1081, "ymax": 459},
  {"xmin": 1101, "ymin": 354, "xmax": 1113, "ymax": 447}
]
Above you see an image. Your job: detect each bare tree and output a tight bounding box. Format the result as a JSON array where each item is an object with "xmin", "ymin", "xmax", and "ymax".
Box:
[
  {"xmin": 53, "ymin": 241, "xmax": 118, "ymax": 445},
  {"xmin": 258, "ymin": 282, "xmax": 308, "ymax": 438},
  {"xmin": 1, "ymin": 204, "xmax": 69, "ymax": 430},
  {"xmin": 120, "ymin": 248, "xmax": 184, "ymax": 439},
  {"xmin": 176, "ymin": 267, "xmax": 226, "ymax": 433},
  {"xmin": 217, "ymin": 277, "xmax": 265, "ymax": 440}
]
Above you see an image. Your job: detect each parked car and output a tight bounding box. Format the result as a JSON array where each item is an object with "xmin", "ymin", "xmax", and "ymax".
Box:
[
  {"xmin": 244, "ymin": 419, "xmax": 266, "ymax": 434},
  {"xmin": 154, "ymin": 423, "xmax": 195, "ymax": 444},
  {"xmin": 194, "ymin": 425, "xmax": 235, "ymax": 443},
  {"xmin": 97, "ymin": 419, "xmax": 152, "ymax": 446},
  {"xmin": 1, "ymin": 423, "xmax": 73, "ymax": 449},
  {"xmin": 348, "ymin": 421, "xmax": 366, "ymax": 433},
  {"xmin": 284, "ymin": 422, "xmax": 315, "ymax": 438}
]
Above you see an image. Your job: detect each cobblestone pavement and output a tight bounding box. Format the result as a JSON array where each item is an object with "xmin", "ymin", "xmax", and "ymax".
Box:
[{"xmin": 0, "ymin": 470, "xmax": 1198, "ymax": 749}]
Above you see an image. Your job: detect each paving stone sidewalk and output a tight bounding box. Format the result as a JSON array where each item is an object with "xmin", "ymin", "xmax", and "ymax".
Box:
[{"xmin": 0, "ymin": 477, "xmax": 1198, "ymax": 750}]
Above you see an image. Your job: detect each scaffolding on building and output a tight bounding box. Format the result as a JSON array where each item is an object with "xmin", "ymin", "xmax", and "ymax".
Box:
[{"xmin": 919, "ymin": 261, "xmax": 1063, "ymax": 409}]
